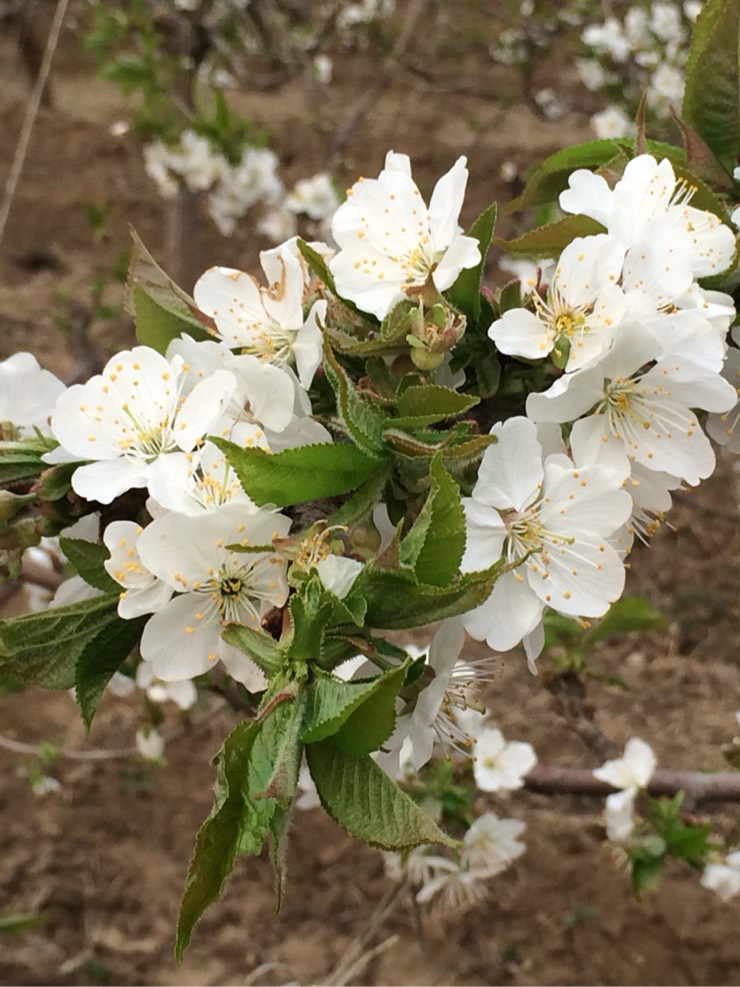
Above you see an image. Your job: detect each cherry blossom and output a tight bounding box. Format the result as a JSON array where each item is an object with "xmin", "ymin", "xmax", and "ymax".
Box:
[
  {"xmin": 472, "ymin": 726, "xmax": 537, "ymax": 792},
  {"xmin": 593, "ymin": 736, "xmax": 657, "ymax": 790},
  {"xmin": 489, "ymin": 234, "xmax": 626, "ymax": 371},
  {"xmin": 136, "ymin": 504, "xmax": 291, "ymax": 688},
  {"xmin": 700, "ymin": 852, "xmax": 740, "ymax": 902},
  {"xmin": 0, "ymin": 353, "xmax": 65, "ymax": 436},
  {"xmin": 329, "ymin": 151, "xmax": 480, "ymax": 319},
  {"xmin": 559, "ymin": 155, "xmax": 736, "ymax": 279},
  {"xmin": 193, "ymin": 244, "xmax": 326, "ymax": 388},
  {"xmin": 102, "ymin": 520, "xmax": 173, "ymax": 618},
  {"xmin": 49, "ymin": 347, "xmax": 236, "ymax": 505},
  {"xmin": 526, "ymin": 338, "xmax": 736, "ymax": 486},
  {"xmin": 461, "ymin": 417, "xmax": 631, "ymax": 664}
]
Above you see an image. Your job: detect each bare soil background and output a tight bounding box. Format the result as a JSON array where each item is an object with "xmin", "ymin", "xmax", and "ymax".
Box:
[{"xmin": 0, "ymin": 5, "xmax": 739, "ymax": 985}]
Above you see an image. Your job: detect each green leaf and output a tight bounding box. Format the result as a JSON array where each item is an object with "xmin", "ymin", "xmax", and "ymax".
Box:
[
  {"xmin": 325, "ymin": 466, "xmax": 389, "ymax": 528},
  {"xmin": 395, "ymin": 385, "xmax": 479, "ymax": 428},
  {"xmin": 221, "ymin": 623, "xmax": 285, "ymax": 676},
  {"xmin": 0, "ymin": 594, "xmax": 121, "ymax": 690},
  {"xmin": 176, "ymin": 721, "xmax": 274, "ymax": 961},
  {"xmin": 323, "ymin": 345, "xmax": 387, "ymax": 457},
  {"xmin": 211, "ymin": 438, "xmax": 379, "ymax": 508},
  {"xmin": 495, "ymin": 215, "xmax": 606, "ymax": 260},
  {"xmin": 674, "ymin": 117, "xmax": 735, "ymax": 190},
  {"xmin": 400, "ymin": 455, "xmax": 465, "ymax": 587},
  {"xmin": 287, "ymin": 580, "xmax": 336, "ymax": 661},
  {"xmin": 296, "ymin": 239, "xmax": 337, "ymax": 295},
  {"xmin": 380, "ymin": 299, "xmax": 419, "ymax": 343},
  {"xmin": 630, "ymin": 850, "xmax": 665, "ymax": 894},
  {"xmin": 305, "ymin": 741, "xmax": 457, "ymax": 850},
  {"xmin": 301, "ymin": 660, "xmax": 408, "ymax": 755},
  {"xmin": 331, "ymin": 660, "xmax": 408, "ymax": 756},
  {"xmin": 269, "ymin": 804, "xmax": 292, "ymax": 913},
  {"xmin": 357, "ymin": 561, "xmax": 503, "ymax": 630},
  {"xmin": 75, "ymin": 614, "xmax": 147, "ymax": 728},
  {"xmin": 249, "ymin": 694, "xmax": 305, "ymax": 808},
  {"xmin": 59, "ymin": 537, "xmax": 117, "ymax": 593},
  {"xmin": 474, "ymin": 352, "xmax": 502, "ymax": 399},
  {"xmin": 131, "ymin": 284, "xmax": 211, "ymax": 355},
  {"xmin": 587, "ymin": 596, "xmax": 667, "ymax": 645},
  {"xmin": 301, "ymin": 668, "xmax": 385, "ymax": 743},
  {"xmin": 325, "ymin": 324, "xmax": 404, "ymax": 358},
  {"xmin": 441, "ymin": 433, "xmax": 498, "ymax": 469},
  {"xmin": 0, "ymin": 441, "xmax": 51, "ymax": 486},
  {"xmin": 447, "ymin": 203, "xmax": 497, "ymax": 321},
  {"xmin": 383, "ymin": 429, "xmax": 443, "ymax": 459},
  {"xmin": 126, "ymin": 229, "xmax": 213, "ymax": 353},
  {"xmin": 36, "ymin": 461, "xmax": 79, "ymax": 501},
  {"xmin": 665, "ymin": 821, "xmax": 713, "ymax": 862},
  {"xmin": 682, "ymin": 0, "xmax": 740, "ymax": 169}
]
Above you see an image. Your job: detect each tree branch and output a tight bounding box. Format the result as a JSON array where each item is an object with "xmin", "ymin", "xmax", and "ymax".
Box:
[{"xmin": 525, "ymin": 764, "xmax": 740, "ymax": 805}]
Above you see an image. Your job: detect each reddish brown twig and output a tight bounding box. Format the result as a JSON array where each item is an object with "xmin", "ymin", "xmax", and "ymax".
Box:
[{"xmin": 525, "ymin": 764, "xmax": 740, "ymax": 805}]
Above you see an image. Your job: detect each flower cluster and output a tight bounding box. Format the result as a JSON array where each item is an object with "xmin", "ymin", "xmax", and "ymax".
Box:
[
  {"xmin": 486, "ymin": 155, "xmax": 737, "ymax": 666},
  {"xmin": 144, "ymin": 131, "xmax": 339, "ymax": 240},
  {"xmin": 578, "ymin": 1, "xmax": 701, "ymax": 136},
  {"xmin": 385, "ymin": 811, "xmax": 527, "ymax": 913},
  {"xmin": 1, "ymin": 134, "xmax": 738, "ymax": 934}
]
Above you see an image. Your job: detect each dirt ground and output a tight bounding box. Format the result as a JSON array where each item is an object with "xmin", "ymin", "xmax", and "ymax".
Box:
[{"xmin": 0, "ymin": 5, "xmax": 739, "ymax": 985}]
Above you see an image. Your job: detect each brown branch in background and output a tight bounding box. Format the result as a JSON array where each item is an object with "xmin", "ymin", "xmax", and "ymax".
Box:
[
  {"xmin": 329, "ymin": 0, "xmax": 428, "ymax": 164},
  {"xmin": 165, "ymin": 187, "xmax": 204, "ymax": 295},
  {"xmin": 525, "ymin": 764, "xmax": 740, "ymax": 805},
  {"xmin": 0, "ymin": 0, "xmax": 69, "ymax": 250}
]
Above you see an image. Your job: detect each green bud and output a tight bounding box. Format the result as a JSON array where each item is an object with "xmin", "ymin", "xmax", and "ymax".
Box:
[
  {"xmin": 0, "ymin": 491, "xmax": 36, "ymax": 521},
  {"xmin": 410, "ymin": 346, "xmax": 446, "ymax": 371},
  {"xmin": 348, "ymin": 516, "xmax": 382, "ymax": 559}
]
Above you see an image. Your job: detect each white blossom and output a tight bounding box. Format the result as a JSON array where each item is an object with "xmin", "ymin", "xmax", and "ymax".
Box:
[
  {"xmin": 136, "ymin": 504, "xmax": 290, "ymax": 687},
  {"xmin": 700, "ymin": 852, "xmax": 740, "ymax": 902},
  {"xmin": 591, "ymin": 106, "xmax": 634, "ymax": 139},
  {"xmin": 604, "ymin": 788, "xmax": 637, "ymax": 841},
  {"xmin": 143, "ymin": 142, "xmax": 179, "ymax": 199},
  {"xmin": 49, "ymin": 347, "xmax": 236, "ymax": 505},
  {"xmin": 136, "ymin": 727, "xmax": 165, "ymax": 761},
  {"xmin": 527, "ymin": 339, "xmax": 736, "ymax": 487},
  {"xmin": 193, "ymin": 246, "xmax": 326, "ymax": 388},
  {"xmin": 136, "ymin": 659, "xmax": 197, "ymax": 710},
  {"xmin": 593, "ymin": 737, "xmax": 657, "ymax": 790},
  {"xmin": 560, "ymin": 155, "xmax": 736, "ymax": 280},
  {"xmin": 103, "ymin": 520, "xmax": 173, "ymax": 618},
  {"xmin": 577, "ymin": 59, "xmax": 610, "ymax": 92},
  {"xmin": 285, "ymin": 173, "xmax": 340, "ymax": 222},
  {"xmin": 0, "ymin": 353, "xmax": 65, "ymax": 435},
  {"xmin": 706, "ymin": 331, "xmax": 740, "ymax": 453},
  {"xmin": 315, "ymin": 554, "xmax": 363, "ymax": 599},
  {"xmin": 461, "ymin": 417, "xmax": 631, "ymax": 666},
  {"xmin": 313, "ymin": 54, "xmax": 333, "ymax": 84},
  {"xmin": 650, "ymin": 3, "xmax": 685, "ymax": 43},
  {"xmin": 461, "ymin": 812, "xmax": 527, "ymax": 875},
  {"xmin": 489, "ymin": 234, "xmax": 626, "ymax": 371},
  {"xmin": 473, "ymin": 727, "xmax": 537, "ymax": 792},
  {"xmin": 582, "ymin": 18, "xmax": 631, "ymax": 62},
  {"xmin": 649, "ymin": 63, "xmax": 684, "ymax": 114},
  {"xmin": 375, "ymin": 618, "xmax": 489, "ymax": 773},
  {"xmin": 330, "ymin": 151, "xmax": 480, "ymax": 319}
]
